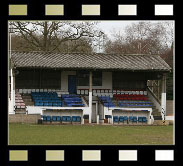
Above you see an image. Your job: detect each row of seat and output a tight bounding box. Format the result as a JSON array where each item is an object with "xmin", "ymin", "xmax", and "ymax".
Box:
[
  {"xmin": 113, "ymin": 116, "xmax": 147, "ymax": 123},
  {"xmin": 99, "ymin": 96, "xmax": 115, "ymax": 108},
  {"xmin": 32, "ymin": 92, "xmax": 62, "ymax": 107},
  {"xmin": 114, "ymin": 94, "xmax": 146, "ymax": 97},
  {"xmin": 119, "ymin": 101, "xmax": 152, "ymax": 104},
  {"xmin": 114, "ymin": 94, "xmax": 148, "ymax": 99},
  {"xmin": 42, "ymin": 115, "xmax": 81, "ymax": 122},
  {"xmin": 62, "ymin": 94, "xmax": 84, "ymax": 107},
  {"xmin": 32, "ymin": 92, "xmax": 58, "ymax": 97},
  {"xmin": 114, "ymin": 109, "xmax": 149, "ymax": 112},
  {"xmin": 118, "ymin": 103, "xmax": 153, "ymax": 107},
  {"xmin": 33, "ymin": 97, "xmax": 59, "ymax": 100},
  {"xmin": 114, "ymin": 97, "xmax": 148, "ymax": 101},
  {"xmin": 34, "ymin": 99, "xmax": 61, "ymax": 103}
]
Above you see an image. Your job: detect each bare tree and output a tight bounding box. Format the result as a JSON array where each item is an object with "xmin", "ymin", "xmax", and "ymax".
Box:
[
  {"xmin": 104, "ymin": 21, "xmax": 174, "ymax": 55},
  {"xmin": 9, "ymin": 21, "xmax": 104, "ymax": 52}
]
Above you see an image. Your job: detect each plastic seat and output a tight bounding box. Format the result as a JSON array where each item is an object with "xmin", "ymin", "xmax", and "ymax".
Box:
[
  {"xmin": 42, "ymin": 115, "xmax": 47, "ymax": 121},
  {"xmin": 119, "ymin": 116, "xmax": 124, "ymax": 122},
  {"xmin": 35, "ymin": 102, "xmax": 40, "ymax": 106},
  {"xmin": 123, "ymin": 116, "xmax": 128, "ymax": 121},
  {"xmin": 113, "ymin": 116, "xmax": 118, "ymax": 122},
  {"xmin": 47, "ymin": 116, "xmax": 51, "ymax": 121},
  {"xmin": 44, "ymin": 102, "xmax": 49, "ymax": 106},
  {"xmin": 133, "ymin": 116, "xmax": 137, "ymax": 122},
  {"xmin": 138, "ymin": 117, "xmax": 143, "ymax": 122},
  {"xmin": 142, "ymin": 117, "xmax": 147, "ymax": 123},
  {"xmin": 67, "ymin": 116, "xmax": 71, "ymax": 122},
  {"xmin": 57, "ymin": 102, "xmax": 62, "ymax": 107},
  {"xmin": 72, "ymin": 116, "xmax": 77, "ymax": 122},
  {"xmin": 56, "ymin": 116, "xmax": 61, "ymax": 121},
  {"xmin": 52, "ymin": 116, "xmax": 57, "ymax": 121},
  {"xmin": 62, "ymin": 116, "xmax": 67, "ymax": 121},
  {"xmin": 129, "ymin": 116, "xmax": 133, "ymax": 122},
  {"xmin": 53, "ymin": 103, "xmax": 58, "ymax": 107},
  {"xmin": 48, "ymin": 103, "xmax": 52, "ymax": 106},
  {"xmin": 76, "ymin": 116, "xmax": 81, "ymax": 122}
]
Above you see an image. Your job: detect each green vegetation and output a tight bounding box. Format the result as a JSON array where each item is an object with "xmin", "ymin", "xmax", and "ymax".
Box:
[{"xmin": 9, "ymin": 123, "xmax": 173, "ymax": 145}]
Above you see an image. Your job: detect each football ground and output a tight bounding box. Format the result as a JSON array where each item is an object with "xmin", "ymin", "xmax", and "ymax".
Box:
[{"xmin": 9, "ymin": 123, "xmax": 173, "ymax": 145}]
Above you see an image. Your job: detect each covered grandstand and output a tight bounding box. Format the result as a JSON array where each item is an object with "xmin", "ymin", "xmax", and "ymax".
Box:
[{"xmin": 8, "ymin": 51, "xmax": 171, "ymax": 125}]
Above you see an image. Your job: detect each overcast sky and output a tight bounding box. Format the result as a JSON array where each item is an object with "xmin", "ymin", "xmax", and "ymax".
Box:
[{"xmin": 97, "ymin": 20, "xmax": 174, "ymax": 40}]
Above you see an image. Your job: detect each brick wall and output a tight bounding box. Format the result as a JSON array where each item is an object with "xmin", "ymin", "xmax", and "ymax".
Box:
[{"xmin": 9, "ymin": 114, "xmax": 41, "ymax": 124}]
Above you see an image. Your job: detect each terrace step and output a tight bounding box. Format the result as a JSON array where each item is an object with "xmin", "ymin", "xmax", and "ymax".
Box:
[{"xmin": 15, "ymin": 108, "xmax": 26, "ymax": 114}]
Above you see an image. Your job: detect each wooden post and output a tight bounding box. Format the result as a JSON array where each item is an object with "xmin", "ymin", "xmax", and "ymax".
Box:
[
  {"xmin": 89, "ymin": 71, "xmax": 92, "ymax": 123},
  {"xmin": 161, "ymin": 73, "xmax": 166, "ymax": 120}
]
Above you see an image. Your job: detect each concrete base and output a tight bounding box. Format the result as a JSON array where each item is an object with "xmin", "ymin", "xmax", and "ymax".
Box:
[
  {"xmin": 51, "ymin": 122, "xmax": 61, "ymax": 125},
  {"xmin": 62, "ymin": 121, "xmax": 72, "ymax": 124},
  {"xmin": 72, "ymin": 122, "xmax": 81, "ymax": 125},
  {"xmin": 153, "ymin": 120, "xmax": 169, "ymax": 126},
  {"xmin": 9, "ymin": 114, "xmax": 41, "ymax": 124}
]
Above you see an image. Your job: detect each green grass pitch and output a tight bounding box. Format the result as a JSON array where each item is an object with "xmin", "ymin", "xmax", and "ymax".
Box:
[{"xmin": 9, "ymin": 123, "xmax": 173, "ymax": 145}]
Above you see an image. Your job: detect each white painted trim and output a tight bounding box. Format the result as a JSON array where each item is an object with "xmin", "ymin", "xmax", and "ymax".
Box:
[
  {"xmin": 161, "ymin": 92, "xmax": 166, "ymax": 120},
  {"xmin": 89, "ymin": 92, "xmax": 92, "ymax": 123},
  {"xmin": 165, "ymin": 116, "xmax": 174, "ymax": 121}
]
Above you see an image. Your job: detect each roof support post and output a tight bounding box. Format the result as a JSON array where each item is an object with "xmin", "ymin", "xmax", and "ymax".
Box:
[
  {"xmin": 12, "ymin": 70, "xmax": 16, "ymax": 113},
  {"xmin": 89, "ymin": 71, "xmax": 92, "ymax": 123},
  {"xmin": 9, "ymin": 69, "xmax": 15, "ymax": 114},
  {"xmin": 161, "ymin": 73, "xmax": 166, "ymax": 120}
]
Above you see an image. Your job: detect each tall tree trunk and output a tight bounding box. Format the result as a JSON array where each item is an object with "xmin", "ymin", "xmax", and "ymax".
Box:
[{"xmin": 43, "ymin": 22, "xmax": 48, "ymax": 51}]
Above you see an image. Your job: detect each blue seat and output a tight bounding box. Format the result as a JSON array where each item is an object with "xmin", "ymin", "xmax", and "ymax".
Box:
[
  {"xmin": 72, "ymin": 116, "xmax": 77, "ymax": 122},
  {"xmin": 52, "ymin": 116, "xmax": 57, "ymax": 121},
  {"xmin": 123, "ymin": 116, "xmax": 128, "ymax": 121},
  {"xmin": 48, "ymin": 103, "xmax": 52, "ymax": 106},
  {"xmin": 113, "ymin": 116, "xmax": 118, "ymax": 122},
  {"xmin": 62, "ymin": 116, "xmax": 67, "ymax": 121},
  {"xmin": 39, "ymin": 102, "xmax": 44, "ymax": 106},
  {"xmin": 138, "ymin": 117, "xmax": 143, "ymax": 122},
  {"xmin": 53, "ymin": 103, "xmax": 58, "ymax": 106},
  {"xmin": 42, "ymin": 115, "xmax": 47, "ymax": 121},
  {"xmin": 76, "ymin": 116, "xmax": 81, "ymax": 122},
  {"xmin": 133, "ymin": 116, "xmax": 137, "ymax": 122},
  {"xmin": 129, "ymin": 116, "xmax": 133, "ymax": 122},
  {"xmin": 47, "ymin": 116, "xmax": 51, "ymax": 121},
  {"xmin": 56, "ymin": 116, "xmax": 61, "ymax": 121},
  {"xmin": 44, "ymin": 102, "xmax": 49, "ymax": 106},
  {"xmin": 57, "ymin": 102, "xmax": 62, "ymax": 107},
  {"xmin": 142, "ymin": 117, "xmax": 147, "ymax": 123},
  {"xmin": 119, "ymin": 116, "xmax": 124, "ymax": 122},
  {"xmin": 67, "ymin": 116, "xmax": 71, "ymax": 122},
  {"xmin": 35, "ymin": 102, "xmax": 40, "ymax": 106}
]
